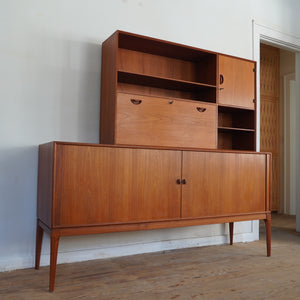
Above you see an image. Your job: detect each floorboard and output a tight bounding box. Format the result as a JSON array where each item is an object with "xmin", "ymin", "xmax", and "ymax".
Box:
[{"xmin": 0, "ymin": 214, "xmax": 299, "ymax": 299}]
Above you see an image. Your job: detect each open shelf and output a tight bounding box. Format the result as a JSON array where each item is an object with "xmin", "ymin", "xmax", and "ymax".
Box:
[
  {"xmin": 218, "ymin": 129, "xmax": 255, "ymax": 151},
  {"xmin": 101, "ymin": 30, "xmax": 256, "ymax": 151},
  {"xmin": 218, "ymin": 106, "xmax": 255, "ymax": 130},
  {"xmin": 217, "ymin": 106, "xmax": 255, "ymax": 150},
  {"xmin": 118, "ymin": 31, "xmax": 216, "ymax": 62},
  {"xmin": 118, "ymin": 71, "xmax": 217, "ymax": 103}
]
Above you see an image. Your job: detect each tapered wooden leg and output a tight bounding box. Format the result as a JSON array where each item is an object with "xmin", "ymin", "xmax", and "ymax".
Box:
[
  {"xmin": 264, "ymin": 214, "xmax": 271, "ymax": 257},
  {"xmin": 229, "ymin": 222, "xmax": 234, "ymax": 245},
  {"xmin": 49, "ymin": 233, "xmax": 60, "ymax": 292},
  {"xmin": 35, "ymin": 220, "xmax": 43, "ymax": 270}
]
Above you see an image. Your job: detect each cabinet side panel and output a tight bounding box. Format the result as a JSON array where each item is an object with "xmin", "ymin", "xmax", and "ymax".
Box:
[
  {"xmin": 37, "ymin": 142, "xmax": 54, "ymax": 227},
  {"xmin": 100, "ymin": 32, "xmax": 118, "ymax": 144}
]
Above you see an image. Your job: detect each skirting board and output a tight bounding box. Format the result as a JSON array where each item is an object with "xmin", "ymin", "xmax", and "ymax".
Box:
[{"xmin": 0, "ymin": 221, "xmax": 259, "ymax": 272}]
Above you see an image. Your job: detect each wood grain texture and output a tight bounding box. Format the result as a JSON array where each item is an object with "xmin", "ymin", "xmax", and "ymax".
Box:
[
  {"xmin": 118, "ymin": 30, "xmax": 216, "ymax": 61},
  {"xmin": 37, "ymin": 142, "xmax": 54, "ymax": 228},
  {"xmin": 53, "ymin": 144, "xmax": 182, "ymax": 226},
  {"xmin": 35, "ymin": 221, "xmax": 43, "ymax": 270},
  {"xmin": 116, "ymin": 93, "xmax": 217, "ymax": 148},
  {"xmin": 182, "ymin": 151, "xmax": 266, "ymax": 217},
  {"xmin": 260, "ymin": 44, "xmax": 280, "ymax": 97},
  {"xmin": 4, "ymin": 215, "xmax": 294, "ymax": 299},
  {"xmin": 100, "ymin": 31, "xmax": 118, "ymax": 144},
  {"xmin": 118, "ymin": 48, "xmax": 200, "ymax": 83},
  {"xmin": 219, "ymin": 55, "xmax": 255, "ymax": 109},
  {"xmin": 118, "ymin": 48, "xmax": 216, "ymax": 86},
  {"xmin": 100, "ymin": 31, "xmax": 257, "ymax": 152},
  {"xmin": 49, "ymin": 233, "xmax": 60, "ymax": 292},
  {"xmin": 36, "ymin": 142, "xmax": 271, "ymax": 291},
  {"xmin": 117, "ymin": 82, "xmax": 204, "ymax": 101},
  {"xmin": 260, "ymin": 44, "xmax": 280, "ymax": 211}
]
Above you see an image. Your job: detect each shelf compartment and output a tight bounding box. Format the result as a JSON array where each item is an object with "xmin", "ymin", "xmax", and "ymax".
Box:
[
  {"xmin": 218, "ymin": 106, "xmax": 255, "ymax": 130},
  {"xmin": 218, "ymin": 129, "xmax": 255, "ymax": 151},
  {"xmin": 118, "ymin": 71, "xmax": 217, "ymax": 103},
  {"xmin": 118, "ymin": 48, "xmax": 217, "ymax": 86},
  {"xmin": 118, "ymin": 31, "xmax": 216, "ymax": 63}
]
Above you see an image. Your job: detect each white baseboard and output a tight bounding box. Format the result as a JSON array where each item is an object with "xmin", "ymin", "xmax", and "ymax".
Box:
[{"xmin": 0, "ymin": 223, "xmax": 258, "ymax": 272}]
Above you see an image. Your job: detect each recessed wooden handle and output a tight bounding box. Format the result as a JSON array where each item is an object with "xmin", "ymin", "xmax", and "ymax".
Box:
[
  {"xmin": 182, "ymin": 179, "xmax": 186, "ymax": 185},
  {"xmin": 169, "ymin": 100, "xmax": 174, "ymax": 104},
  {"xmin": 196, "ymin": 107, "xmax": 206, "ymax": 113},
  {"xmin": 220, "ymin": 74, "xmax": 224, "ymax": 84},
  {"xmin": 130, "ymin": 99, "xmax": 142, "ymax": 105},
  {"xmin": 176, "ymin": 179, "xmax": 181, "ymax": 184}
]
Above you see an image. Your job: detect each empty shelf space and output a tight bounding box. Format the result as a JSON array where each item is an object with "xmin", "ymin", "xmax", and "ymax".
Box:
[
  {"xmin": 218, "ymin": 130, "xmax": 255, "ymax": 151},
  {"xmin": 218, "ymin": 106, "xmax": 255, "ymax": 131},
  {"xmin": 118, "ymin": 71, "xmax": 217, "ymax": 103},
  {"xmin": 118, "ymin": 71, "xmax": 216, "ymax": 91},
  {"xmin": 118, "ymin": 31, "xmax": 216, "ymax": 62}
]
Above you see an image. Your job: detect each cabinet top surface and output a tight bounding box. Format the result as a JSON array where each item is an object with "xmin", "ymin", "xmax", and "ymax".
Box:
[
  {"xmin": 41, "ymin": 141, "xmax": 270, "ymax": 156},
  {"xmin": 106, "ymin": 30, "xmax": 256, "ymax": 63}
]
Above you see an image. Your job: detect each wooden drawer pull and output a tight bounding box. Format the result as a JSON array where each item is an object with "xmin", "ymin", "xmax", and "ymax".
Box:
[
  {"xmin": 131, "ymin": 99, "xmax": 142, "ymax": 105},
  {"xmin": 196, "ymin": 107, "xmax": 206, "ymax": 113},
  {"xmin": 220, "ymin": 74, "xmax": 224, "ymax": 84}
]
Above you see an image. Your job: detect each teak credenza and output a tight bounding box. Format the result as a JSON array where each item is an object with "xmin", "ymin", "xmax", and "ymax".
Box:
[
  {"xmin": 36, "ymin": 142, "xmax": 271, "ymax": 292},
  {"xmin": 36, "ymin": 31, "xmax": 272, "ymax": 292}
]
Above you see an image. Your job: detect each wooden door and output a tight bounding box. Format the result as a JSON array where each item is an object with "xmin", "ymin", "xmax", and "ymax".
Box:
[
  {"xmin": 181, "ymin": 151, "xmax": 266, "ymax": 218},
  {"xmin": 260, "ymin": 44, "xmax": 280, "ymax": 211},
  {"xmin": 53, "ymin": 145, "xmax": 181, "ymax": 226},
  {"xmin": 219, "ymin": 55, "xmax": 255, "ymax": 109},
  {"xmin": 116, "ymin": 92, "xmax": 217, "ymax": 148}
]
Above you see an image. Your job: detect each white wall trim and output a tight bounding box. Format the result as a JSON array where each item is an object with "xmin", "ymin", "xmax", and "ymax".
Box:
[
  {"xmin": 252, "ymin": 20, "xmax": 300, "ymax": 231},
  {"xmin": 1, "ymin": 224, "xmax": 258, "ymax": 272},
  {"xmin": 283, "ymin": 73, "xmax": 296, "ymax": 214}
]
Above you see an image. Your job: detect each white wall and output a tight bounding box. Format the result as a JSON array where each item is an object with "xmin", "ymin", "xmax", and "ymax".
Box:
[{"xmin": 1, "ymin": 0, "xmax": 300, "ymax": 271}]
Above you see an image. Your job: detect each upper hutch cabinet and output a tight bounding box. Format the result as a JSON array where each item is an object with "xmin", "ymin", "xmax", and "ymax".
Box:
[
  {"xmin": 100, "ymin": 31, "xmax": 256, "ymax": 151},
  {"xmin": 100, "ymin": 30, "xmax": 218, "ymax": 149}
]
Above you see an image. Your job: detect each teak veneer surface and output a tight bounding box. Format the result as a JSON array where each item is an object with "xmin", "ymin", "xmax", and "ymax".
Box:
[
  {"xmin": 116, "ymin": 93, "xmax": 217, "ymax": 148},
  {"xmin": 219, "ymin": 55, "xmax": 256, "ymax": 110},
  {"xmin": 54, "ymin": 145, "xmax": 182, "ymax": 226},
  {"xmin": 35, "ymin": 30, "xmax": 270, "ymax": 292},
  {"xmin": 182, "ymin": 151, "xmax": 266, "ymax": 218}
]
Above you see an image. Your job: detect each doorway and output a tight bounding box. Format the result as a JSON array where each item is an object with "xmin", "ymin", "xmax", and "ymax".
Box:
[
  {"xmin": 260, "ymin": 43, "xmax": 296, "ymax": 214},
  {"xmin": 253, "ymin": 21, "xmax": 300, "ymax": 232}
]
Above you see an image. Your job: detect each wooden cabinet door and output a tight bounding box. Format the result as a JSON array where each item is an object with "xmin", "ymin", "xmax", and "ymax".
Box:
[
  {"xmin": 116, "ymin": 93, "xmax": 217, "ymax": 149},
  {"xmin": 181, "ymin": 151, "xmax": 266, "ymax": 218},
  {"xmin": 219, "ymin": 55, "xmax": 255, "ymax": 109},
  {"xmin": 53, "ymin": 145, "xmax": 181, "ymax": 226}
]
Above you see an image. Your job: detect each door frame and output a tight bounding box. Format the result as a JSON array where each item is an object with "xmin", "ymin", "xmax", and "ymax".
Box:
[
  {"xmin": 283, "ymin": 73, "xmax": 296, "ymax": 215},
  {"xmin": 252, "ymin": 21, "xmax": 300, "ymax": 232}
]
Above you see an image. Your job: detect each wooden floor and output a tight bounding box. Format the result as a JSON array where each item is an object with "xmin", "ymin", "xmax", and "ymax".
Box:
[{"xmin": 1, "ymin": 214, "xmax": 299, "ymax": 299}]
